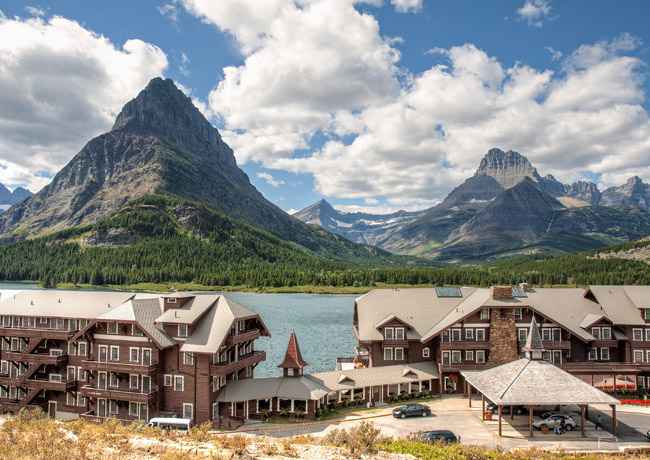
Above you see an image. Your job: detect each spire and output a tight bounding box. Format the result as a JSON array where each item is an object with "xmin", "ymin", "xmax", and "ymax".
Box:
[
  {"xmin": 278, "ymin": 330, "xmax": 309, "ymax": 377},
  {"xmin": 522, "ymin": 316, "xmax": 545, "ymax": 359}
]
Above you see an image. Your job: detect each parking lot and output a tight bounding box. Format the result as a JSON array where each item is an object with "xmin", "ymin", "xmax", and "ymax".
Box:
[{"xmin": 243, "ymin": 395, "xmax": 650, "ymax": 452}]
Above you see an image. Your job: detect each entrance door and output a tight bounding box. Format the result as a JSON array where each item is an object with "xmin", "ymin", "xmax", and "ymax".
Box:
[
  {"xmin": 372, "ymin": 386, "xmax": 379, "ymax": 403},
  {"xmin": 139, "ymin": 403, "xmax": 148, "ymax": 421},
  {"xmin": 553, "ymin": 351, "xmax": 562, "ymax": 364},
  {"xmin": 142, "ymin": 376, "xmax": 151, "ymax": 394},
  {"xmin": 98, "ymin": 346, "xmax": 108, "ymax": 363},
  {"xmin": 98, "ymin": 372, "xmax": 107, "ymax": 389},
  {"xmin": 48, "ymin": 401, "xmax": 57, "ymax": 418},
  {"xmin": 142, "ymin": 349, "xmax": 151, "ymax": 366},
  {"xmin": 98, "ymin": 399, "xmax": 107, "ymax": 418}
]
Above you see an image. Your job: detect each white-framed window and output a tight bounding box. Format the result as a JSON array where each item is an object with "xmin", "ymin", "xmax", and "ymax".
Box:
[
  {"xmin": 384, "ymin": 327, "xmax": 394, "ymax": 340},
  {"xmin": 130, "ymin": 348, "xmax": 139, "ymax": 363},
  {"xmin": 78, "ymin": 367, "xmax": 86, "ymax": 381},
  {"xmin": 50, "ymin": 349, "xmax": 63, "ymax": 357},
  {"xmin": 68, "ymin": 319, "xmax": 78, "ymax": 331},
  {"xmin": 67, "ymin": 392, "xmax": 75, "ymax": 406},
  {"xmin": 591, "ymin": 327, "xmax": 601, "ymax": 340},
  {"xmin": 109, "ymin": 400, "xmax": 118, "ymax": 414},
  {"xmin": 184, "ymin": 353, "xmax": 194, "ymax": 365},
  {"xmin": 479, "ymin": 309, "xmax": 490, "ymax": 320},
  {"xmin": 50, "ymin": 374, "xmax": 62, "ymax": 383},
  {"xmin": 107, "ymin": 322, "xmax": 118, "ymax": 334},
  {"xmin": 178, "ymin": 324, "xmax": 188, "ymax": 338},
  {"xmin": 465, "ymin": 328, "xmax": 474, "ymax": 340},
  {"xmin": 644, "ymin": 309, "xmax": 650, "ymax": 320},
  {"xmin": 476, "ymin": 329, "xmax": 485, "ymax": 341},
  {"xmin": 384, "ymin": 348, "xmax": 393, "ymax": 361},
  {"xmin": 465, "ymin": 350, "xmax": 474, "ymax": 361},
  {"xmin": 634, "ymin": 350, "xmax": 644, "ymax": 362},
  {"xmin": 183, "ymin": 403, "xmax": 193, "ymax": 420},
  {"xmin": 542, "ymin": 351, "xmax": 551, "ymax": 362},
  {"xmin": 129, "ymin": 402, "xmax": 139, "ymax": 416},
  {"xmin": 164, "ymin": 374, "xmax": 172, "ymax": 387},
  {"xmin": 542, "ymin": 328, "xmax": 552, "ymax": 341},
  {"xmin": 212, "ymin": 377, "xmax": 220, "ymax": 392},
  {"xmin": 395, "ymin": 327, "xmax": 405, "ymax": 340},
  {"xmin": 588, "ymin": 348, "xmax": 598, "ymax": 360},
  {"xmin": 514, "ymin": 308, "xmax": 523, "ymax": 320},
  {"xmin": 110, "ymin": 346, "xmax": 119, "ymax": 361},
  {"xmin": 130, "ymin": 374, "xmax": 139, "ymax": 390},
  {"xmin": 451, "ymin": 329, "xmax": 461, "ymax": 341},
  {"xmin": 518, "ymin": 328, "xmax": 527, "ymax": 342},
  {"xmin": 395, "ymin": 348, "xmax": 404, "ymax": 360},
  {"xmin": 39, "ymin": 317, "xmax": 47, "ymax": 325},
  {"xmin": 132, "ymin": 324, "xmax": 144, "ymax": 336},
  {"xmin": 109, "ymin": 373, "xmax": 119, "ymax": 387},
  {"xmin": 67, "ymin": 366, "xmax": 76, "ymax": 382},
  {"xmin": 638, "ymin": 376, "xmax": 646, "ymax": 389},
  {"xmin": 451, "ymin": 350, "xmax": 461, "ymax": 364},
  {"xmin": 646, "ymin": 329, "xmax": 650, "ymax": 341},
  {"xmin": 633, "ymin": 329, "xmax": 643, "ymax": 341},
  {"xmin": 55, "ymin": 318, "xmax": 65, "ymax": 330},
  {"xmin": 77, "ymin": 341, "xmax": 88, "ymax": 356},
  {"xmin": 77, "ymin": 393, "xmax": 86, "ymax": 407},
  {"xmin": 601, "ymin": 348, "xmax": 610, "ymax": 360},
  {"xmin": 601, "ymin": 327, "xmax": 611, "ymax": 340},
  {"xmin": 174, "ymin": 375, "xmax": 184, "ymax": 391},
  {"xmin": 68, "ymin": 343, "xmax": 76, "ymax": 356},
  {"xmin": 246, "ymin": 365, "xmax": 252, "ymax": 377},
  {"xmin": 0, "ymin": 387, "xmax": 6, "ymax": 398},
  {"xmin": 0, "ymin": 360, "xmax": 8, "ymax": 375},
  {"xmin": 476, "ymin": 350, "xmax": 486, "ymax": 363},
  {"xmin": 213, "ymin": 402, "xmax": 219, "ymax": 420},
  {"xmin": 10, "ymin": 338, "xmax": 19, "ymax": 352},
  {"xmin": 422, "ymin": 347, "xmax": 430, "ymax": 358}
]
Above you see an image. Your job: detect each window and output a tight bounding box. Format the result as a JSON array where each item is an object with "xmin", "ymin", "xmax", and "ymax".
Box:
[
  {"xmin": 638, "ymin": 376, "xmax": 646, "ymax": 390},
  {"xmin": 213, "ymin": 377, "xmax": 220, "ymax": 392},
  {"xmin": 465, "ymin": 328, "xmax": 474, "ymax": 340},
  {"xmin": 167, "ymin": 297, "xmax": 177, "ymax": 304},
  {"xmin": 1, "ymin": 361, "xmax": 7, "ymax": 375},
  {"xmin": 476, "ymin": 350, "xmax": 485, "ymax": 364},
  {"xmin": 552, "ymin": 328, "xmax": 561, "ymax": 342},
  {"xmin": 77, "ymin": 341, "xmax": 87, "ymax": 356},
  {"xmin": 442, "ymin": 330, "xmax": 449, "ymax": 342},
  {"xmin": 479, "ymin": 309, "xmax": 490, "ymax": 320},
  {"xmin": 110, "ymin": 373, "xmax": 119, "ymax": 387},
  {"xmin": 68, "ymin": 343, "xmax": 76, "ymax": 356},
  {"xmin": 174, "ymin": 375, "xmax": 184, "ymax": 391},
  {"xmin": 422, "ymin": 347, "xmax": 430, "ymax": 358},
  {"xmin": 130, "ymin": 375, "xmax": 139, "ymax": 390},
  {"xmin": 246, "ymin": 366, "xmax": 252, "ymax": 377},
  {"xmin": 54, "ymin": 318, "xmax": 65, "ymax": 330},
  {"xmin": 514, "ymin": 308, "xmax": 523, "ymax": 320},
  {"xmin": 633, "ymin": 329, "xmax": 643, "ymax": 341},
  {"xmin": 644, "ymin": 309, "xmax": 650, "ymax": 320},
  {"xmin": 107, "ymin": 322, "xmax": 118, "ymax": 334},
  {"xmin": 476, "ymin": 329, "xmax": 485, "ymax": 341},
  {"xmin": 50, "ymin": 374, "xmax": 62, "ymax": 383},
  {"xmin": 601, "ymin": 348, "xmax": 610, "ymax": 360},
  {"xmin": 213, "ymin": 402, "xmax": 219, "ymax": 420},
  {"xmin": 164, "ymin": 374, "xmax": 173, "ymax": 387},
  {"xmin": 0, "ymin": 387, "xmax": 6, "ymax": 398},
  {"xmin": 588, "ymin": 348, "xmax": 598, "ymax": 360},
  {"xmin": 129, "ymin": 402, "xmax": 139, "ymax": 416},
  {"xmin": 591, "ymin": 327, "xmax": 601, "ymax": 340},
  {"xmin": 183, "ymin": 403, "xmax": 193, "ymax": 420},
  {"xmin": 129, "ymin": 348, "xmax": 139, "ymax": 363},
  {"xmin": 132, "ymin": 324, "xmax": 144, "ymax": 336},
  {"xmin": 110, "ymin": 346, "xmax": 119, "ymax": 361},
  {"xmin": 178, "ymin": 324, "xmax": 188, "ymax": 338},
  {"xmin": 601, "ymin": 327, "xmax": 611, "ymax": 340},
  {"xmin": 465, "ymin": 350, "xmax": 474, "ymax": 361},
  {"xmin": 395, "ymin": 348, "xmax": 404, "ymax": 360},
  {"xmin": 68, "ymin": 319, "xmax": 78, "ymax": 331},
  {"xmin": 77, "ymin": 393, "xmax": 86, "ymax": 407},
  {"xmin": 109, "ymin": 400, "xmax": 118, "ymax": 415},
  {"xmin": 67, "ymin": 366, "xmax": 76, "ymax": 382},
  {"xmin": 451, "ymin": 329, "xmax": 461, "ymax": 341},
  {"xmin": 634, "ymin": 350, "xmax": 644, "ymax": 362},
  {"xmin": 78, "ymin": 367, "xmax": 86, "ymax": 381},
  {"xmin": 3, "ymin": 316, "xmax": 10, "ymax": 327},
  {"xmin": 395, "ymin": 328, "xmax": 405, "ymax": 340},
  {"xmin": 542, "ymin": 351, "xmax": 551, "ymax": 362},
  {"xmin": 27, "ymin": 317, "xmax": 35, "ymax": 328},
  {"xmin": 67, "ymin": 392, "xmax": 75, "ymax": 406},
  {"xmin": 50, "ymin": 348, "xmax": 63, "ymax": 357},
  {"xmin": 384, "ymin": 348, "xmax": 393, "ymax": 361},
  {"xmin": 11, "ymin": 338, "xmax": 19, "ymax": 352},
  {"xmin": 646, "ymin": 329, "xmax": 650, "ymax": 341},
  {"xmin": 451, "ymin": 351, "xmax": 461, "ymax": 364},
  {"xmin": 184, "ymin": 353, "xmax": 194, "ymax": 365},
  {"xmin": 384, "ymin": 328, "xmax": 394, "ymax": 340},
  {"xmin": 518, "ymin": 329, "xmax": 527, "ymax": 342},
  {"xmin": 646, "ymin": 350, "xmax": 650, "ymax": 363},
  {"xmin": 542, "ymin": 329, "xmax": 551, "ymax": 341}
]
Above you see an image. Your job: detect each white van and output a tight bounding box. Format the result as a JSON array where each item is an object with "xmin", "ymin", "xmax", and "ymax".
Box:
[{"xmin": 145, "ymin": 417, "xmax": 193, "ymax": 432}]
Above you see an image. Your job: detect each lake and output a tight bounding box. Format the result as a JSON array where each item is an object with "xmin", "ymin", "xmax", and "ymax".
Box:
[{"xmin": 0, "ymin": 283, "xmax": 357, "ymax": 378}]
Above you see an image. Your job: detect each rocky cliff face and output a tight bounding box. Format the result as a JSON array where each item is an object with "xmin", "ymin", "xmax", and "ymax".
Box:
[
  {"xmin": 476, "ymin": 148, "xmax": 542, "ymax": 189},
  {"xmin": 563, "ymin": 181, "xmax": 602, "ymax": 205},
  {"xmin": 601, "ymin": 176, "xmax": 650, "ymax": 211}
]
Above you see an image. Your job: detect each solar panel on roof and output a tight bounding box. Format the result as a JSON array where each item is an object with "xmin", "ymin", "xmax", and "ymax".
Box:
[
  {"xmin": 512, "ymin": 287, "xmax": 527, "ymax": 297},
  {"xmin": 435, "ymin": 287, "xmax": 462, "ymax": 297}
]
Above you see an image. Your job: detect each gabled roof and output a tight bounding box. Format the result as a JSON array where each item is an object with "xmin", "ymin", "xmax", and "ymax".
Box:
[
  {"xmin": 579, "ymin": 313, "xmax": 605, "ymax": 329},
  {"xmin": 278, "ymin": 330, "xmax": 309, "ymax": 369},
  {"xmin": 155, "ymin": 295, "xmax": 214, "ymax": 325},
  {"xmin": 420, "ymin": 289, "xmax": 492, "ymax": 342},
  {"xmin": 587, "ymin": 286, "xmax": 646, "ymax": 326},
  {"xmin": 216, "ymin": 376, "xmax": 329, "ymax": 402},
  {"xmin": 374, "ymin": 314, "xmax": 411, "ymax": 329}
]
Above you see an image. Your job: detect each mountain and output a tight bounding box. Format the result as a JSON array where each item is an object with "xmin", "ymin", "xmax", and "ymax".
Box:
[
  {"xmin": 601, "ymin": 176, "xmax": 650, "ymax": 211},
  {"xmin": 0, "ymin": 184, "xmax": 32, "ymax": 213},
  {"xmin": 292, "ymin": 199, "xmax": 425, "ymax": 246}
]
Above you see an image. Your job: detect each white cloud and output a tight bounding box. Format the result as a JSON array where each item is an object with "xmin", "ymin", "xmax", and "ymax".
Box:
[
  {"xmin": 256, "ymin": 172, "xmax": 285, "ymax": 188},
  {"xmin": 157, "ymin": 4, "xmax": 180, "ymax": 26},
  {"xmin": 391, "ymin": 0, "xmax": 423, "ymax": 14},
  {"xmin": 179, "ymin": 52, "xmax": 190, "ymax": 76},
  {"xmin": 0, "ymin": 13, "xmax": 168, "ymax": 192},
  {"xmin": 24, "ymin": 6, "xmax": 47, "ymax": 17},
  {"xmin": 545, "ymin": 46, "xmax": 562, "ymax": 61},
  {"xmin": 515, "ymin": 0, "xmax": 552, "ymax": 27}
]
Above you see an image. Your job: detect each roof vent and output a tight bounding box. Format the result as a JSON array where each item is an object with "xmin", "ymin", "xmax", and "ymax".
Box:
[
  {"xmin": 31, "ymin": 300, "xmax": 34, "ymax": 305},
  {"xmin": 58, "ymin": 299, "xmax": 61, "ymax": 303}
]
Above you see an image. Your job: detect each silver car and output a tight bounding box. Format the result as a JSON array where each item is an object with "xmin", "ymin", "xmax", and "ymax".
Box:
[{"xmin": 532, "ymin": 413, "xmax": 577, "ymax": 431}]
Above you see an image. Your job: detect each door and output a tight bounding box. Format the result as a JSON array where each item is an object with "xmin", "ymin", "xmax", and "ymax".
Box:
[
  {"xmin": 553, "ymin": 351, "xmax": 562, "ymax": 364},
  {"xmin": 99, "ymin": 346, "xmax": 108, "ymax": 363},
  {"xmin": 139, "ymin": 403, "xmax": 148, "ymax": 421},
  {"xmin": 142, "ymin": 376, "xmax": 151, "ymax": 394},
  {"xmin": 98, "ymin": 399, "xmax": 107, "ymax": 418},
  {"xmin": 372, "ymin": 386, "xmax": 379, "ymax": 403},
  {"xmin": 98, "ymin": 372, "xmax": 107, "ymax": 389},
  {"xmin": 142, "ymin": 349, "xmax": 151, "ymax": 366},
  {"xmin": 48, "ymin": 401, "xmax": 57, "ymax": 418}
]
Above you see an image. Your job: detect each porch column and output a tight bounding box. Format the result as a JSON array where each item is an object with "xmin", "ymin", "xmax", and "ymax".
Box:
[
  {"xmin": 468, "ymin": 384, "xmax": 472, "ymax": 407},
  {"xmin": 510, "ymin": 405, "xmax": 514, "ymax": 420},
  {"xmin": 481, "ymin": 394, "xmax": 485, "ymax": 421},
  {"xmin": 585, "ymin": 405, "xmax": 589, "ymax": 419},
  {"xmin": 611, "ymin": 404, "xmax": 617, "ymax": 437},
  {"xmin": 613, "ymin": 375, "xmax": 617, "ymax": 396},
  {"xmin": 580, "ymin": 405, "xmax": 585, "ymax": 437},
  {"xmin": 463, "ymin": 379, "xmax": 467, "ymax": 397},
  {"xmin": 529, "ymin": 406, "xmax": 534, "ymax": 436},
  {"xmin": 498, "ymin": 405, "xmax": 502, "ymax": 437}
]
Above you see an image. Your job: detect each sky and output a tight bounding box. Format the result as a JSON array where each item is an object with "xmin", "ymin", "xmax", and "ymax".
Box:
[{"xmin": 1, "ymin": 1, "xmax": 650, "ymax": 215}]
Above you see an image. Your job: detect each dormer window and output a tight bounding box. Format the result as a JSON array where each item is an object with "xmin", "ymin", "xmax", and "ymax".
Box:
[
  {"xmin": 601, "ymin": 327, "xmax": 611, "ymax": 340},
  {"xmin": 644, "ymin": 309, "xmax": 650, "ymax": 320},
  {"xmin": 479, "ymin": 309, "xmax": 490, "ymax": 320},
  {"xmin": 107, "ymin": 322, "xmax": 118, "ymax": 335},
  {"xmin": 132, "ymin": 325, "xmax": 144, "ymax": 336},
  {"xmin": 178, "ymin": 324, "xmax": 188, "ymax": 338},
  {"xmin": 384, "ymin": 327, "xmax": 394, "ymax": 340},
  {"xmin": 168, "ymin": 298, "xmax": 177, "ymax": 304},
  {"xmin": 591, "ymin": 327, "xmax": 601, "ymax": 340},
  {"xmin": 514, "ymin": 308, "xmax": 522, "ymax": 320},
  {"xmin": 395, "ymin": 327, "xmax": 404, "ymax": 341}
]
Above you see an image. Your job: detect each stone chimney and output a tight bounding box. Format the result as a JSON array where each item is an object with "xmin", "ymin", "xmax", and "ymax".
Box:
[
  {"xmin": 487, "ymin": 309, "xmax": 520, "ymax": 366},
  {"xmin": 490, "ymin": 286, "xmax": 513, "ymax": 299},
  {"xmin": 519, "ymin": 282, "xmax": 530, "ymax": 292}
]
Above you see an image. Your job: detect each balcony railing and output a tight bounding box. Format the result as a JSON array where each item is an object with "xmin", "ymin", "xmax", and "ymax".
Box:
[
  {"xmin": 440, "ymin": 342, "xmax": 490, "ymax": 350},
  {"xmin": 439, "ymin": 363, "xmax": 489, "ymax": 373},
  {"xmin": 24, "ymin": 378, "xmax": 76, "ymax": 392},
  {"xmin": 82, "ymin": 360, "xmax": 158, "ymax": 375},
  {"xmin": 1, "ymin": 351, "xmax": 68, "ymax": 366},
  {"xmin": 80, "ymin": 411, "xmax": 137, "ymax": 424},
  {"xmin": 226, "ymin": 328, "xmax": 261, "ymax": 346},
  {"xmin": 209, "ymin": 351, "xmax": 265, "ymax": 375},
  {"xmin": 0, "ymin": 327, "xmax": 76, "ymax": 340},
  {"xmin": 559, "ymin": 362, "xmax": 642, "ymax": 373},
  {"xmin": 79, "ymin": 385, "xmax": 158, "ymax": 403}
]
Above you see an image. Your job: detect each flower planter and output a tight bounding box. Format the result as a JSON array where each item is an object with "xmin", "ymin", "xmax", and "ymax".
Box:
[{"xmin": 484, "ymin": 412, "xmax": 492, "ymax": 421}]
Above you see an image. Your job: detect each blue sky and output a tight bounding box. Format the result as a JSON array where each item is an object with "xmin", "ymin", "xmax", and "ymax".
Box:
[{"xmin": 1, "ymin": 1, "xmax": 649, "ymax": 214}]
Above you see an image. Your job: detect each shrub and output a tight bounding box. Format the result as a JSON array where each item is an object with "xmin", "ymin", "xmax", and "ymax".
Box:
[{"xmin": 322, "ymin": 421, "xmax": 382, "ymax": 455}]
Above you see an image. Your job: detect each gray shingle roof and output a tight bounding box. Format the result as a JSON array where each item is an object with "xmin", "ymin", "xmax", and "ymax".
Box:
[
  {"xmin": 522, "ymin": 317, "xmax": 544, "ymax": 352},
  {"xmin": 216, "ymin": 376, "xmax": 329, "ymax": 402},
  {"xmin": 463, "ymin": 359, "xmax": 620, "ymax": 406},
  {"xmin": 588, "ymin": 286, "xmax": 646, "ymax": 326},
  {"xmin": 155, "ymin": 295, "xmax": 214, "ymax": 325}
]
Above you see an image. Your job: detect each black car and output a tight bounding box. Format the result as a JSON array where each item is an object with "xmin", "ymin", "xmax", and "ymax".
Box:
[
  {"xmin": 421, "ymin": 430, "xmax": 459, "ymax": 443},
  {"xmin": 392, "ymin": 403, "xmax": 431, "ymax": 418},
  {"xmin": 486, "ymin": 403, "xmax": 528, "ymax": 415}
]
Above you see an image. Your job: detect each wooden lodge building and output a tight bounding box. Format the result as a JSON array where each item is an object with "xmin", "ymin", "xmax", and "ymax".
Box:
[{"xmin": 351, "ymin": 284, "xmax": 650, "ymax": 395}]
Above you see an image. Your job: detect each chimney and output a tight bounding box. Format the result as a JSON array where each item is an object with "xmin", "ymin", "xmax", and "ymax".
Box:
[
  {"xmin": 490, "ymin": 286, "xmax": 513, "ymax": 299},
  {"xmin": 519, "ymin": 282, "xmax": 530, "ymax": 292}
]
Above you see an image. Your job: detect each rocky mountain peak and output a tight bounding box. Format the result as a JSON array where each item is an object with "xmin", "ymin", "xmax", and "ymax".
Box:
[
  {"xmin": 475, "ymin": 148, "xmax": 541, "ymax": 189},
  {"xmin": 627, "ymin": 176, "xmax": 643, "ymax": 186}
]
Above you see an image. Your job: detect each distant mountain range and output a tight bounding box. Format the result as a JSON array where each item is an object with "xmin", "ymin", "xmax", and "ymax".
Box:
[
  {"xmin": 295, "ymin": 148, "xmax": 650, "ymax": 261},
  {"xmin": 0, "ymin": 184, "xmax": 31, "ymax": 213}
]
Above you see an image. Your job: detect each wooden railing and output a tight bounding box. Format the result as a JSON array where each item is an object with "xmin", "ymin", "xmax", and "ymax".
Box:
[
  {"xmin": 226, "ymin": 329, "xmax": 261, "ymax": 346},
  {"xmin": 0, "ymin": 327, "xmax": 76, "ymax": 340},
  {"xmin": 81, "ymin": 360, "xmax": 158, "ymax": 374},
  {"xmin": 209, "ymin": 351, "xmax": 265, "ymax": 375},
  {"xmin": 79, "ymin": 386, "xmax": 158, "ymax": 403}
]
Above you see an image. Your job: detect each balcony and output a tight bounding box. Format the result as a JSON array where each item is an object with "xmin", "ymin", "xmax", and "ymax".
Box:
[
  {"xmin": 24, "ymin": 378, "xmax": 76, "ymax": 392},
  {"xmin": 1, "ymin": 351, "xmax": 68, "ymax": 366},
  {"xmin": 0, "ymin": 327, "xmax": 76, "ymax": 340},
  {"xmin": 381, "ymin": 340, "xmax": 409, "ymax": 350},
  {"xmin": 82, "ymin": 360, "xmax": 158, "ymax": 375},
  {"xmin": 439, "ymin": 362, "xmax": 489, "ymax": 373},
  {"xmin": 79, "ymin": 385, "xmax": 158, "ymax": 403},
  {"xmin": 225, "ymin": 328, "xmax": 261, "ymax": 346},
  {"xmin": 440, "ymin": 341, "xmax": 489, "ymax": 350},
  {"xmin": 210, "ymin": 351, "xmax": 265, "ymax": 375},
  {"xmin": 559, "ymin": 362, "xmax": 641, "ymax": 374}
]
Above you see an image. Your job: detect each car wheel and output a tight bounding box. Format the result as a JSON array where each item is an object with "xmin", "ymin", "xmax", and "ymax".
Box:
[
  {"xmin": 564, "ymin": 424, "xmax": 573, "ymax": 431},
  {"xmin": 422, "ymin": 411, "xmax": 429, "ymax": 417},
  {"xmin": 515, "ymin": 408, "xmax": 522, "ymax": 415},
  {"xmin": 400, "ymin": 413, "xmax": 406, "ymax": 419}
]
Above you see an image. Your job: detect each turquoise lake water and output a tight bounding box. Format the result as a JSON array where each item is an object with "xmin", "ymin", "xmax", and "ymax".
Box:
[{"xmin": 0, "ymin": 283, "xmax": 358, "ymax": 378}]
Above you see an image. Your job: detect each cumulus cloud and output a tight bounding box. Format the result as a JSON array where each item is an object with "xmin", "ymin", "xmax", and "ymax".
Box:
[
  {"xmin": 157, "ymin": 3, "xmax": 180, "ymax": 26},
  {"xmin": 516, "ymin": 0, "xmax": 553, "ymax": 27},
  {"xmin": 256, "ymin": 172, "xmax": 285, "ymax": 188},
  {"xmin": 0, "ymin": 13, "xmax": 168, "ymax": 192},
  {"xmin": 391, "ymin": 0, "xmax": 423, "ymax": 14}
]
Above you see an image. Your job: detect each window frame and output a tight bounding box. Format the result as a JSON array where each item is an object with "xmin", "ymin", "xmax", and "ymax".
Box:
[
  {"xmin": 395, "ymin": 327, "xmax": 405, "ymax": 341},
  {"xmin": 384, "ymin": 327, "xmax": 394, "ymax": 340},
  {"xmin": 591, "ymin": 327, "xmax": 601, "ymax": 340},
  {"xmin": 107, "ymin": 322, "xmax": 118, "ymax": 335},
  {"xmin": 384, "ymin": 348, "xmax": 393, "ymax": 361},
  {"xmin": 394, "ymin": 347, "xmax": 404, "ymax": 360},
  {"xmin": 164, "ymin": 374, "xmax": 173, "ymax": 387},
  {"xmin": 634, "ymin": 350, "xmax": 644, "ymax": 363},
  {"xmin": 183, "ymin": 403, "xmax": 193, "ymax": 420},
  {"xmin": 514, "ymin": 308, "xmax": 523, "ymax": 320},
  {"xmin": 465, "ymin": 350, "xmax": 474, "ymax": 361},
  {"xmin": 476, "ymin": 329, "xmax": 485, "ymax": 341},
  {"xmin": 422, "ymin": 347, "xmax": 430, "ymax": 358},
  {"xmin": 601, "ymin": 327, "xmax": 611, "ymax": 340},
  {"xmin": 465, "ymin": 328, "xmax": 474, "ymax": 340},
  {"xmin": 110, "ymin": 345, "xmax": 119, "ymax": 361},
  {"xmin": 588, "ymin": 348, "xmax": 598, "ymax": 360},
  {"xmin": 600, "ymin": 347, "xmax": 610, "ymax": 360},
  {"xmin": 178, "ymin": 324, "xmax": 188, "ymax": 338},
  {"xmin": 130, "ymin": 347, "xmax": 139, "ymax": 363},
  {"xmin": 518, "ymin": 328, "xmax": 527, "ymax": 342},
  {"xmin": 476, "ymin": 350, "xmax": 486, "ymax": 364},
  {"xmin": 174, "ymin": 375, "xmax": 184, "ymax": 391},
  {"xmin": 633, "ymin": 328, "xmax": 643, "ymax": 341}
]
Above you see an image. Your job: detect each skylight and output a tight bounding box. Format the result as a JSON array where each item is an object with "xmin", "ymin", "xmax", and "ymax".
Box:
[
  {"xmin": 512, "ymin": 287, "xmax": 527, "ymax": 298},
  {"xmin": 435, "ymin": 287, "xmax": 462, "ymax": 298}
]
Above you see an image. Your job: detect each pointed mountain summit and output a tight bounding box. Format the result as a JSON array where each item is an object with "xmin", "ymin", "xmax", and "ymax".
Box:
[
  {"xmin": 601, "ymin": 176, "xmax": 650, "ymax": 211},
  {"xmin": 477, "ymin": 148, "xmax": 542, "ymax": 189}
]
